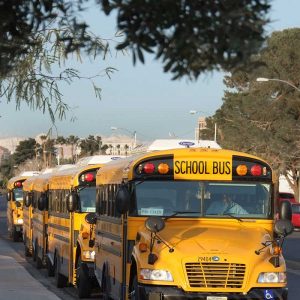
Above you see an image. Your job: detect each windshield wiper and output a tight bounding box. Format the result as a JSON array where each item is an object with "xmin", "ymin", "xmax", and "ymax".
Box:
[
  {"xmin": 164, "ymin": 211, "xmax": 199, "ymax": 221},
  {"xmin": 223, "ymin": 213, "xmax": 243, "ymax": 222}
]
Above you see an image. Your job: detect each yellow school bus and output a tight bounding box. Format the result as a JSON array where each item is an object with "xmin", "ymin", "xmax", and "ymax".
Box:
[
  {"xmin": 46, "ymin": 155, "xmax": 123, "ymax": 298},
  {"xmin": 7, "ymin": 171, "xmax": 39, "ymax": 242},
  {"xmin": 94, "ymin": 148, "xmax": 293, "ymax": 300},
  {"xmin": 23, "ymin": 165, "xmax": 74, "ymax": 267}
]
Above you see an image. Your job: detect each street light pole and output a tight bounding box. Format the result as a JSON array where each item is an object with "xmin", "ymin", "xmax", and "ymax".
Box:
[{"xmin": 256, "ymin": 77, "xmax": 300, "ymax": 92}]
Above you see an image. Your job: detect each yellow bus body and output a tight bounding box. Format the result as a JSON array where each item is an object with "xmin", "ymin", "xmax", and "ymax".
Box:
[
  {"xmin": 47, "ymin": 160, "xmax": 116, "ymax": 295},
  {"xmin": 94, "ymin": 148, "xmax": 289, "ymax": 300},
  {"xmin": 7, "ymin": 175, "xmax": 31, "ymax": 241}
]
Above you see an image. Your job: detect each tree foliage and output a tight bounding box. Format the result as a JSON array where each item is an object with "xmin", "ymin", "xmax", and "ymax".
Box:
[
  {"xmin": 101, "ymin": 0, "xmax": 271, "ymax": 79},
  {"xmin": 13, "ymin": 138, "xmax": 38, "ymax": 165},
  {"xmin": 203, "ymin": 28, "xmax": 300, "ymax": 197}
]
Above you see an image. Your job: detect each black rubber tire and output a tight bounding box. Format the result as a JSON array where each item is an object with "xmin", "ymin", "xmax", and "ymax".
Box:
[
  {"xmin": 129, "ymin": 275, "xmax": 139, "ymax": 300},
  {"xmin": 102, "ymin": 272, "xmax": 110, "ymax": 300},
  {"xmin": 55, "ymin": 254, "xmax": 67, "ymax": 288},
  {"xmin": 76, "ymin": 257, "xmax": 92, "ymax": 298},
  {"xmin": 12, "ymin": 227, "xmax": 19, "ymax": 242},
  {"xmin": 35, "ymin": 243, "xmax": 43, "ymax": 269},
  {"xmin": 24, "ymin": 236, "xmax": 31, "ymax": 257},
  {"xmin": 46, "ymin": 256, "xmax": 55, "ymax": 277}
]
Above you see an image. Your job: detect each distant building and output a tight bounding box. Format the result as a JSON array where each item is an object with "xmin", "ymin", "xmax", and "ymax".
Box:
[
  {"xmin": 0, "ymin": 146, "xmax": 10, "ymax": 164},
  {"xmin": 195, "ymin": 117, "xmax": 207, "ymax": 141}
]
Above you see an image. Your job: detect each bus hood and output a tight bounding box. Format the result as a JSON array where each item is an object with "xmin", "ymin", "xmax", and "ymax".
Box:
[{"xmin": 140, "ymin": 221, "xmax": 273, "ymax": 258}]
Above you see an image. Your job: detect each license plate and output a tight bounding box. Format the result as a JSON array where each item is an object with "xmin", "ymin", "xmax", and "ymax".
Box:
[{"xmin": 207, "ymin": 297, "xmax": 227, "ymax": 300}]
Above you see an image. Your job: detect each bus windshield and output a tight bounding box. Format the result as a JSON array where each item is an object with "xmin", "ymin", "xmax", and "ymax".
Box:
[
  {"xmin": 131, "ymin": 181, "xmax": 272, "ymax": 219},
  {"xmin": 79, "ymin": 186, "xmax": 96, "ymax": 213},
  {"xmin": 13, "ymin": 188, "xmax": 23, "ymax": 202}
]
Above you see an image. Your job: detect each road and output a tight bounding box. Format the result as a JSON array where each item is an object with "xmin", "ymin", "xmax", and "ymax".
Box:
[{"xmin": 1, "ymin": 193, "xmax": 300, "ymax": 299}]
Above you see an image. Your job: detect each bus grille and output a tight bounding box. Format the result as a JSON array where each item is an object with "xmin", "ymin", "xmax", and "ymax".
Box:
[{"xmin": 185, "ymin": 262, "xmax": 246, "ymax": 288}]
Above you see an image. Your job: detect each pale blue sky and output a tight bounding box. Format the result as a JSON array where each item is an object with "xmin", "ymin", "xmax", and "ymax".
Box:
[{"xmin": 0, "ymin": 0, "xmax": 299, "ymax": 141}]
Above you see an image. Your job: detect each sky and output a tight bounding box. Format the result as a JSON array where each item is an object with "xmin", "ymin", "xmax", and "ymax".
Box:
[{"xmin": 1, "ymin": 0, "xmax": 300, "ymax": 142}]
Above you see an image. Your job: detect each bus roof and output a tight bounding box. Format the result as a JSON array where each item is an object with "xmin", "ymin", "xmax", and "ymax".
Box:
[
  {"xmin": 76, "ymin": 155, "xmax": 125, "ymax": 167},
  {"xmin": 7, "ymin": 171, "xmax": 40, "ymax": 190},
  {"xmin": 96, "ymin": 147, "xmax": 271, "ymax": 184},
  {"xmin": 131, "ymin": 139, "xmax": 221, "ymax": 154},
  {"xmin": 48, "ymin": 158, "xmax": 122, "ymax": 189}
]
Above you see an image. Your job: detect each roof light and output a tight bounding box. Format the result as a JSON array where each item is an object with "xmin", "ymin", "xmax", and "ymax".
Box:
[
  {"xmin": 144, "ymin": 163, "xmax": 155, "ymax": 174},
  {"xmin": 251, "ymin": 165, "xmax": 262, "ymax": 176},
  {"xmin": 15, "ymin": 181, "xmax": 22, "ymax": 188},
  {"xmin": 236, "ymin": 165, "xmax": 247, "ymax": 176},
  {"xmin": 158, "ymin": 163, "xmax": 169, "ymax": 174},
  {"xmin": 84, "ymin": 173, "xmax": 94, "ymax": 182}
]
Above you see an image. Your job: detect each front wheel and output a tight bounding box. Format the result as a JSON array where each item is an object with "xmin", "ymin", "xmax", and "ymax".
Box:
[
  {"xmin": 76, "ymin": 257, "xmax": 91, "ymax": 298},
  {"xmin": 46, "ymin": 256, "xmax": 55, "ymax": 277},
  {"xmin": 12, "ymin": 227, "xmax": 19, "ymax": 242},
  {"xmin": 129, "ymin": 274, "xmax": 139, "ymax": 300}
]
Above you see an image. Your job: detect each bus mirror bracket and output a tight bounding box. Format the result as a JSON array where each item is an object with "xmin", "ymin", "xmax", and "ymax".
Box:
[{"xmin": 115, "ymin": 185, "xmax": 130, "ymax": 214}]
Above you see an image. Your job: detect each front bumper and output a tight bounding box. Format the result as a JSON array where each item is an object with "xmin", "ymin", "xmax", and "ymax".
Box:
[{"xmin": 137, "ymin": 284, "xmax": 288, "ymax": 300}]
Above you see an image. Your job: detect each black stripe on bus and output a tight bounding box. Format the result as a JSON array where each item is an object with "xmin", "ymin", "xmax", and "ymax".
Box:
[
  {"xmin": 48, "ymin": 211, "xmax": 69, "ymax": 219},
  {"xmin": 48, "ymin": 223, "xmax": 69, "ymax": 232},
  {"xmin": 97, "ymin": 215, "xmax": 122, "ymax": 225},
  {"xmin": 99, "ymin": 243, "xmax": 121, "ymax": 257},
  {"xmin": 53, "ymin": 233, "xmax": 69, "ymax": 243},
  {"xmin": 96, "ymin": 230, "xmax": 122, "ymax": 242}
]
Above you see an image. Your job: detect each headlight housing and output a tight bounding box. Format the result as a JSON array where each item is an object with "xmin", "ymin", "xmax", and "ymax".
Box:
[
  {"xmin": 82, "ymin": 250, "xmax": 95, "ymax": 260},
  {"xmin": 140, "ymin": 269, "xmax": 173, "ymax": 282},
  {"xmin": 16, "ymin": 219, "xmax": 23, "ymax": 224},
  {"xmin": 258, "ymin": 272, "xmax": 286, "ymax": 283}
]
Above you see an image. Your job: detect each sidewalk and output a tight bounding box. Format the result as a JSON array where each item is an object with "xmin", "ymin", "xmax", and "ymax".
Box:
[{"xmin": 0, "ymin": 238, "xmax": 61, "ymax": 300}]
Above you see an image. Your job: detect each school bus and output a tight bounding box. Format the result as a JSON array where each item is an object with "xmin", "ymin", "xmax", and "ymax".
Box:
[
  {"xmin": 94, "ymin": 148, "xmax": 293, "ymax": 300},
  {"xmin": 6, "ymin": 171, "xmax": 39, "ymax": 242},
  {"xmin": 45, "ymin": 155, "xmax": 123, "ymax": 298},
  {"xmin": 23, "ymin": 165, "xmax": 74, "ymax": 267}
]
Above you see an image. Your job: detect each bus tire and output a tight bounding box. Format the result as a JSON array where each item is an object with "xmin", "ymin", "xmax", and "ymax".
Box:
[
  {"xmin": 35, "ymin": 243, "xmax": 43, "ymax": 269},
  {"xmin": 76, "ymin": 257, "xmax": 91, "ymax": 298},
  {"xmin": 102, "ymin": 272, "xmax": 110, "ymax": 300},
  {"xmin": 46, "ymin": 256, "xmax": 55, "ymax": 277},
  {"xmin": 55, "ymin": 254, "xmax": 67, "ymax": 288},
  {"xmin": 24, "ymin": 237, "xmax": 31, "ymax": 257},
  {"xmin": 129, "ymin": 274, "xmax": 139, "ymax": 300},
  {"xmin": 12, "ymin": 227, "xmax": 19, "ymax": 242}
]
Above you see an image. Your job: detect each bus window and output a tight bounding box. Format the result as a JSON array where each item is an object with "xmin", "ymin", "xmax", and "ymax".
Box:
[
  {"xmin": 79, "ymin": 187, "xmax": 96, "ymax": 212},
  {"xmin": 13, "ymin": 188, "xmax": 23, "ymax": 202}
]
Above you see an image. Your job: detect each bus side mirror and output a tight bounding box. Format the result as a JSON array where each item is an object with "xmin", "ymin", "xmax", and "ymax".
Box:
[
  {"xmin": 7, "ymin": 192, "xmax": 11, "ymax": 201},
  {"xmin": 38, "ymin": 193, "xmax": 47, "ymax": 211},
  {"xmin": 145, "ymin": 217, "xmax": 165, "ymax": 233},
  {"xmin": 274, "ymin": 200, "xmax": 294, "ymax": 237},
  {"xmin": 25, "ymin": 192, "xmax": 33, "ymax": 207},
  {"xmin": 85, "ymin": 212, "xmax": 97, "ymax": 225},
  {"xmin": 279, "ymin": 200, "xmax": 292, "ymax": 221},
  {"xmin": 67, "ymin": 191, "xmax": 79, "ymax": 212},
  {"xmin": 115, "ymin": 186, "xmax": 130, "ymax": 214}
]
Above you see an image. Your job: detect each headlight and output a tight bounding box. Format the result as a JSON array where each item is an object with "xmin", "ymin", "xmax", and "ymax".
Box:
[
  {"xmin": 17, "ymin": 219, "xmax": 23, "ymax": 224},
  {"xmin": 82, "ymin": 250, "xmax": 95, "ymax": 260},
  {"xmin": 140, "ymin": 269, "xmax": 173, "ymax": 282},
  {"xmin": 258, "ymin": 272, "xmax": 286, "ymax": 283}
]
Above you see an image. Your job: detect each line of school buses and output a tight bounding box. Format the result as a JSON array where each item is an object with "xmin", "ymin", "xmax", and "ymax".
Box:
[{"xmin": 5, "ymin": 145, "xmax": 295, "ymax": 299}]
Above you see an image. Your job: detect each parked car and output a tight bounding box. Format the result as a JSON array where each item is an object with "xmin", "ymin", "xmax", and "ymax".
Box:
[
  {"xmin": 292, "ymin": 203, "xmax": 300, "ymax": 230},
  {"xmin": 278, "ymin": 192, "xmax": 296, "ymax": 204}
]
